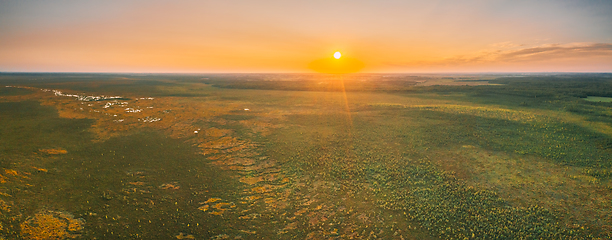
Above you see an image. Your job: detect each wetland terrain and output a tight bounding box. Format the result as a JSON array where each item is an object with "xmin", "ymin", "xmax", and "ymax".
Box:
[{"xmin": 1, "ymin": 73, "xmax": 611, "ymax": 239}]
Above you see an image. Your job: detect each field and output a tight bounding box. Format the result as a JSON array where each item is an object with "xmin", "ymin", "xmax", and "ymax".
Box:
[{"xmin": 1, "ymin": 73, "xmax": 611, "ymax": 239}]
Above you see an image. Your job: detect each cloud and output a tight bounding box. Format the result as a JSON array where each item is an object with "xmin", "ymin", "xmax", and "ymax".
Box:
[
  {"xmin": 495, "ymin": 43, "xmax": 612, "ymax": 61},
  {"xmin": 390, "ymin": 42, "xmax": 612, "ymax": 68},
  {"xmin": 488, "ymin": 41, "xmax": 523, "ymax": 49}
]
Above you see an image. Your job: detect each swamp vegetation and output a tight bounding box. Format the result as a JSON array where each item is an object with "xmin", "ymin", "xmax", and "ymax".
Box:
[{"xmin": 0, "ymin": 73, "xmax": 611, "ymax": 239}]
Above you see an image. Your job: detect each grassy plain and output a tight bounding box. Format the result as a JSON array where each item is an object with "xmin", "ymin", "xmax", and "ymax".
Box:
[
  {"xmin": 0, "ymin": 73, "xmax": 611, "ymax": 239},
  {"xmin": 585, "ymin": 96, "xmax": 612, "ymax": 103}
]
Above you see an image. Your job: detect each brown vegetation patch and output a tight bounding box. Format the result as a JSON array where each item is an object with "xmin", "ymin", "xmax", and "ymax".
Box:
[
  {"xmin": 32, "ymin": 167, "xmax": 48, "ymax": 172},
  {"xmin": 248, "ymin": 184, "xmax": 281, "ymax": 194},
  {"xmin": 159, "ymin": 182, "xmax": 180, "ymax": 190},
  {"xmin": 175, "ymin": 232, "xmax": 195, "ymax": 239},
  {"xmin": 197, "ymin": 205, "xmax": 209, "ymax": 212},
  {"xmin": 204, "ymin": 198, "xmax": 222, "ymax": 204},
  {"xmin": 198, "ymin": 137, "xmax": 243, "ymax": 149},
  {"xmin": 205, "ymin": 128, "xmax": 232, "ymax": 138},
  {"xmin": 243, "ymin": 195, "xmax": 261, "ymax": 201},
  {"xmin": 0, "ymin": 199, "xmax": 10, "ymax": 212},
  {"xmin": 223, "ymin": 157, "xmax": 255, "ymax": 166},
  {"xmin": 240, "ymin": 173, "xmax": 279, "ymax": 185},
  {"xmin": 198, "ymin": 200, "xmax": 236, "ymax": 215},
  {"xmin": 20, "ymin": 210, "xmax": 85, "ymax": 240},
  {"xmin": 239, "ymin": 120, "xmax": 274, "ymax": 136},
  {"xmin": 239, "ymin": 176, "xmax": 264, "ymax": 185},
  {"xmin": 1, "ymin": 169, "xmax": 30, "ymax": 182},
  {"xmin": 39, "ymin": 148, "xmax": 68, "ymax": 155}
]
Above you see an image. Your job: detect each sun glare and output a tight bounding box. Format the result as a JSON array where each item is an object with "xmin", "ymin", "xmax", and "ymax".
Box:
[
  {"xmin": 308, "ymin": 51, "xmax": 364, "ymax": 74},
  {"xmin": 334, "ymin": 51, "xmax": 342, "ymax": 59}
]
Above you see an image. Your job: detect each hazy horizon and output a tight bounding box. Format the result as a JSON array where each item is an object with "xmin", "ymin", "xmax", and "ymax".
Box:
[{"xmin": 1, "ymin": 71, "xmax": 611, "ymax": 75}]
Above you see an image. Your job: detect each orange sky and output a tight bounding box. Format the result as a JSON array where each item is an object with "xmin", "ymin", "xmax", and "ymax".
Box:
[{"xmin": 0, "ymin": 1, "xmax": 611, "ymax": 73}]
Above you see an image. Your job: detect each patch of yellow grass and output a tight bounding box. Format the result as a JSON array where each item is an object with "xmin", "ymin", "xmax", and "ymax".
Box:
[
  {"xmin": 204, "ymin": 198, "xmax": 222, "ymax": 203},
  {"xmin": 197, "ymin": 205, "xmax": 209, "ymax": 212},
  {"xmin": 0, "ymin": 199, "xmax": 10, "ymax": 212},
  {"xmin": 20, "ymin": 211, "xmax": 84, "ymax": 240},
  {"xmin": 39, "ymin": 149, "xmax": 68, "ymax": 155},
  {"xmin": 32, "ymin": 167, "xmax": 48, "ymax": 172}
]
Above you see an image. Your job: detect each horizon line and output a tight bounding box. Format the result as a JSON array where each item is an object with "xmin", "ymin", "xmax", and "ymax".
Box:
[{"xmin": 1, "ymin": 71, "xmax": 611, "ymax": 75}]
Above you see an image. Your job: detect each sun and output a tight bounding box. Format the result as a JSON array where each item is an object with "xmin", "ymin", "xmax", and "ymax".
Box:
[
  {"xmin": 334, "ymin": 51, "xmax": 341, "ymax": 59},
  {"xmin": 308, "ymin": 51, "xmax": 364, "ymax": 73}
]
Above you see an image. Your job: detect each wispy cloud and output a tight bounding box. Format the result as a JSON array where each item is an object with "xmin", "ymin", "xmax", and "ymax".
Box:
[
  {"xmin": 495, "ymin": 43, "xmax": 612, "ymax": 61},
  {"xmin": 488, "ymin": 41, "xmax": 523, "ymax": 49},
  {"xmin": 391, "ymin": 42, "xmax": 612, "ymax": 68},
  {"xmin": 448, "ymin": 42, "xmax": 612, "ymax": 64}
]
